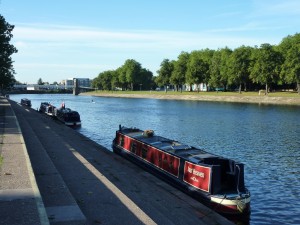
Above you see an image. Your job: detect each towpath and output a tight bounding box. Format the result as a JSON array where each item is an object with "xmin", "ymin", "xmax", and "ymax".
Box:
[{"xmin": 0, "ymin": 97, "xmax": 234, "ymax": 225}]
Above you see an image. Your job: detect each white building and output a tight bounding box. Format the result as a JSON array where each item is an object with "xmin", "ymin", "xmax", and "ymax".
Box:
[{"xmin": 185, "ymin": 83, "xmax": 210, "ymax": 92}]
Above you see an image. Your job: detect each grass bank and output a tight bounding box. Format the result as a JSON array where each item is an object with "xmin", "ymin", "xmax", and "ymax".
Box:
[{"xmin": 80, "ymin": 90, "xmax": 300, "ymax": 106}]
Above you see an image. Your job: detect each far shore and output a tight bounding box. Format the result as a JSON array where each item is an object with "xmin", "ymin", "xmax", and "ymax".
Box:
[{"xmin": 80, "ymin": 91, "xmax": 300, "ymax": 106}]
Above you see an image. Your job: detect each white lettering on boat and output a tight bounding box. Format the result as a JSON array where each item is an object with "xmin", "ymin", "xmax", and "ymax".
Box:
[{"xmin": 188, "ymin": 167, "xmax": 205, "ymax": 178}]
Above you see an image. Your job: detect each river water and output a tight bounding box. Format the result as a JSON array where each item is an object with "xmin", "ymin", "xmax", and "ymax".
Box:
[{"xmin": 10, "ymin": 94, "xmax": 300, "ymax": 225}]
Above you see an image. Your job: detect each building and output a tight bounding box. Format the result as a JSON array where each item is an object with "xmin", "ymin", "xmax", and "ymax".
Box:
[
  {"xmin": 184, "ymin": 83, "xmax": 210, "ymax": 92},
  {"xmin": 65, "ymin": 78, "xmax": 91, "ymax": 89}
]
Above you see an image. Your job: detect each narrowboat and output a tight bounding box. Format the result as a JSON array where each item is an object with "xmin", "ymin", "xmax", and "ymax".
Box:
[
  {"xmin": 54, "ymin": 107, "xmax": 81, "ymax": 126},
  {"xmin": 39, "ymin": 102, "xmax": 56, "ymax": 116},
  {"xmin": 112, "ymin": 125, "xmax": 251, "ymax": 216},
  {"xmin": 21, "ymin": 98, "xmax": 32, "ymax": 107}
]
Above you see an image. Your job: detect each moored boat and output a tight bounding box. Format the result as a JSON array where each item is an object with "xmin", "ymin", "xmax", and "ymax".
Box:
[
  {"xmin": 112, "ymin": 125, "xmax": 251, "ymax": 216},
  {"xmin": 21, "ymin": 98, "xmax": 32, "ymax": 107},
  {"xmin": 39, "ymin": 102, "xmax": 56, "ymax": 116},
  {"xmin": 54, "ymin": 107, "xmax": 81, "ymax": 126}
]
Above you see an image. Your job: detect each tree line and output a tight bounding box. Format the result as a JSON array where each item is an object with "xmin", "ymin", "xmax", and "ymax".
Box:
[
  {"xmin": 92, "ymin": 59, "xmax": 154, "ymax": 91},
  {"xmin": 0, "ymin": 14, "xmax": 17, "ymax": 92},
  {"xmin": 93, "ymin": 33, "xmax": 300, "ymax": 94}
]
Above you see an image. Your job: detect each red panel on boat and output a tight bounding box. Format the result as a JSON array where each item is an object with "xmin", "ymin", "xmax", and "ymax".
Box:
[{"xmin": 183, "ymin": 161, "xmax": 211, "ymax": 192}]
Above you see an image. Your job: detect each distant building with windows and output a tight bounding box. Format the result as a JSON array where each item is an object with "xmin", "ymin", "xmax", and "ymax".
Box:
[{"xmin": 65, "ymin": 78, "xmax": 91, "ymax": 89}]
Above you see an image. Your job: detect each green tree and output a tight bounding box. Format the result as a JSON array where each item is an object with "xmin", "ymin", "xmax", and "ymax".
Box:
[
  {"xmin": 91, "ymin": 76, "xmax": 102, "ymax": 89},
  {"xmin": 0, "ymin": 15, "xmax": 18, "ymax": 91},
  {"xmin": 37, "ymin": 78, "xmax": 44, "ymax": 85},
  {"xmin": 209, "ymin": 47, "xmax": 232, "ymax": 90},
  {"xmin": 186, "ymin": 50, "xmax": 210, "ymax": 91},
  {"xmin": 156, "ymin": 59, "xmax": 174, "ymax": 92},
  {"xmin": 199, "ymin": 49, "xmax": 214, "ymax": 87},
  {"xmin": 116, "ymin": 66, "xmax": 127, "ymax": 90},
  {"xmin": 250, "ymin": 44, "xmax": 283, "ymax": 93},
  {"xmin": 278, "ymin": 33, "xmax": 300, "ymax": 94},
  {"xmin": 122, "ymin": 59, "xmax": 142, "ymax": 91},
  {"xmin": 139, "ymin": 68, "xmax": 153, "ymax": 90},
  {"xmin": 227, "ymin": 46, "xmax": 253, "ymax": 93},
  {"xmin": 170, "ymin": 51, "xmax": 189, "ymax": 91},
  {"xmin": 100, "ymin": 71, "xmax": 115, "ymax": 90},
  {"xmin": 111, "ymin": 69, "xmax": 120, "ymax": 91}
]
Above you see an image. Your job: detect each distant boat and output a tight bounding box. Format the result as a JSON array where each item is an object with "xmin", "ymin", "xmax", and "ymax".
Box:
[
  {"xmin": 112, "ymin": 125, "xmax": 251, "ymax": 216},
  {"xmin": 54, "ymin": 107, "xmax": 81, "ymax": 126},
  {"xmin": 39, "ymin": 102, "xmax": 56, "ymax": 116},
  {"xmin": 20, "ymin": 98, "xmax": 32, "ymax": 107}
]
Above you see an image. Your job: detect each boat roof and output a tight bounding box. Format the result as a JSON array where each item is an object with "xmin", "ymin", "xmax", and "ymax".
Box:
[{"xmin": 119, "ymin": 127, "xmax": 222, "ymax": 163}]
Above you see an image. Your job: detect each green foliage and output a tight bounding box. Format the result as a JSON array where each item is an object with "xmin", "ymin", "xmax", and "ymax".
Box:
[
  {"xmin": 37, "ymin": 78, "xmax": 44, "ymax": 85},
  {"xmin": 92, "ymin": 59, "xmax": 153, "ymax": 91},
  {"xmin": 278, "ymin": 33, "xmax": 300, "ymax": 93},
  {"xmin": 170, "ymin": 52, "xmax": 189, "ymax": 91},
  {"xmin": 250, "ymin": 44, "xmax": 283, "ymax": 92},
  {"xmin": 93, "ymin": 33, "xmax": 300, "ymax": 93},
  {"xmin": 122, "ymin": 59, "xmax": 142, "ymax": 91},
  {"xmin": 0, "ymin": 14, "xmax": 18, "ymax": 91},
  {"xmin": 186, "ymin": 51, "xmax": 209, "ymax": 90},
  {"xmin": 227, "ymin": 46, "xmax": 253, "ymax": 92},
  {"xmin": 156, "ymin": 59, "xmax": 174, "ymax": 87}
]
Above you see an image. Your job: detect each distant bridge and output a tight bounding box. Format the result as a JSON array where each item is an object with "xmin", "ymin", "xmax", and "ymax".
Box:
[{"xmin": 73, "ymin": 80, "xmax": 96, "ymax": 95}]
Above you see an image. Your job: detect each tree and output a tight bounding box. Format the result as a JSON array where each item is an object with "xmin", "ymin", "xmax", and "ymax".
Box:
[
  {"xmin": 156, "ymin": 59, "xmax": 174, "ymax": 92},
  {"xmin": 227, "ymin": 46, "xmax": 253, "ymax": 93},
  {"xmin": 122, "ymin": 59, "xmax": 142, "ymax": 91},
  {"xmin": 139, "ymin": 68, "xmax": 153, "ymax": 90},
  {"xmin": 0, "ymin": 14, "xmax": 18, "ymax": 91},
  {"xmin": 209, "ymin": 48, "xmax": 232, "ymax": 90},
  {"xmin": 100, "ymin": 71, "xmax": 115, "ymax": 90},
  {"xmin": 278, "ymin": 33, "xmax": 300, "ymax": 94},
  {"xmin": 91, "ymin": 76, "xmax": 102, "ymax": 89},
  {"xmin": 186, "ymin": 50, "xmax": 210, "ymax": 91},
  {"xmin": 250, "ymin": 44, "xmax": 283, "ymax": 93},
  {"xmin": 199, "ymin": 49, "xmax": 214, "ymax": 87},
  {"xmin": 37, "ymin": 78, "xmax": 44, "ymax": 85},
  {"xmin": 170, "ymin": 51, "xmax": 189, "ymax": 91}
]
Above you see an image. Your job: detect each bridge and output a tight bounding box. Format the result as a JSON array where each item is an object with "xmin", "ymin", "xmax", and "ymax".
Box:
[{"xmin": 73, "ymin": 79, "xmax": 96, "ymax": 95}]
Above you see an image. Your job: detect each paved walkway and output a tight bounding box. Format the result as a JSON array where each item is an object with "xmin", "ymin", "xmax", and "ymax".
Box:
[
  {"xmin": 0, "ymin": 97, "xmax": 49, "ymax": 225},
  {"xmin": 0, "ymin": 97, "xmax": 234, "ymax": 225}
]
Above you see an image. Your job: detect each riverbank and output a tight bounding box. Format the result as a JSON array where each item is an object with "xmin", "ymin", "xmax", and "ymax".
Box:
[{"xmin": 80, "ymin": 91, "xmax": 300, "ymax": 106}]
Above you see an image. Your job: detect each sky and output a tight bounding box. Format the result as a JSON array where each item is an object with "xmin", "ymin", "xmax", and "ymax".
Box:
[{"xmin": 1, "ymin": 0, "xmax": 300, "ymax": 84}]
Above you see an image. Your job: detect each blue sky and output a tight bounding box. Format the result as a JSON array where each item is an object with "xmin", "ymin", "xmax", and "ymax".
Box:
[{"xmin": 1, "ymin": 0, "xmax": 300, "ymax": 84}]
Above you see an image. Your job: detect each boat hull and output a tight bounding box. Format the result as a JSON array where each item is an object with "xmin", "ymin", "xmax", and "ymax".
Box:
[{"xmin": 112, "ymin": 136, "xmax": 250, "ymax": 216}]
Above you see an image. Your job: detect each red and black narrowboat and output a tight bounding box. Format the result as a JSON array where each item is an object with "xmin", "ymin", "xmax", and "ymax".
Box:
[{"xmin": 112, "ymin": 125, "xmax": 251, "ymax": 216}]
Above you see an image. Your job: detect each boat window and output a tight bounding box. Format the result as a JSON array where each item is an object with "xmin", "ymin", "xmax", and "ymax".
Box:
[
  {"xmin": 119, "ymin": 136, "xmax": 124, "ymax": 147},
  {"xmin": 142, "ymin": 146, "xmax": 148, "ymax": 159},
  {"xmin": 130, "ymin": 142, "xmax": 137, "ymax": 154}
]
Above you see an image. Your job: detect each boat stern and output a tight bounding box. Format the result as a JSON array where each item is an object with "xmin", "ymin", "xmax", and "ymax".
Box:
[{"xmin": 210, "ymin": 192, "xmax": 251, "ymax": 215}]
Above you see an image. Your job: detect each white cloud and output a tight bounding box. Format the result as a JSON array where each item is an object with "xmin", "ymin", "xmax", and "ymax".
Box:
[
  {"xmin": 11, "ymin": 22, "xmax": 287, "ymax": 83},
  {"xmin": 13, "ymin": 23, "xmax": 272, "ymax": 51}
]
